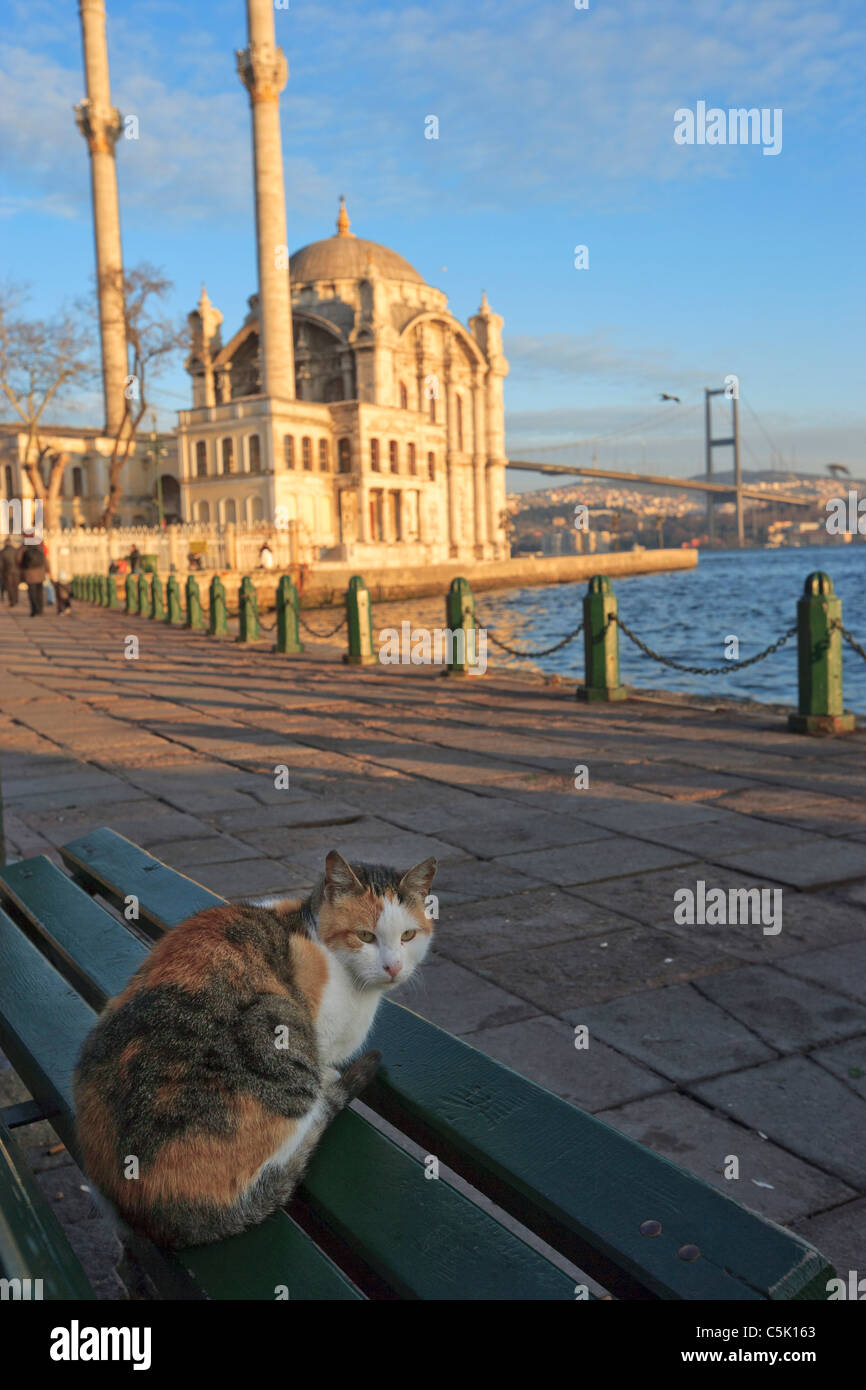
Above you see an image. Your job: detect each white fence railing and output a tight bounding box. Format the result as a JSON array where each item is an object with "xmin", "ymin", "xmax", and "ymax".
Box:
[{"xmin": 41, "ymin": 522, "xmax": 303, "ymax": 578}]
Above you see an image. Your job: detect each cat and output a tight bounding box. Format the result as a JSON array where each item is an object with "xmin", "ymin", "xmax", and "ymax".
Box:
[{"xmin": 74, "ymin": 849, "xmax": 437, "ymax": 1249}]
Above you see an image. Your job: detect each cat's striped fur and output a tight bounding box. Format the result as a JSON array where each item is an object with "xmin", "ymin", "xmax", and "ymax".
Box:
[{"xmin": 74, "ymin": 851, "xmax": 437, "ymax": 1248}]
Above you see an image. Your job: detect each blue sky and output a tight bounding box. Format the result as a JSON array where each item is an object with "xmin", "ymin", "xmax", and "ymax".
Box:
[{"xmin": 2, "ymin": 0, "xmax": 864, "ymax": 491}]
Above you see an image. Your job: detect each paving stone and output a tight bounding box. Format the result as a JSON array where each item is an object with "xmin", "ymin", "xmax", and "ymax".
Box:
[
  {"xmin": 810, "ymin": 1036, "xmax": 866, "ymax": 1101},
  {"xmin": 790, "ymin": 1198, "xmax": 866, "ymax": 1284},
  {"xmin": 410, "ymin": 953, "xmax": 538, "ymax": 1034},
  {"xmin": 716, "ymin": 786, "xmax": 866, "ymax": 838},
  {"xmin": 465, "ymin": 1014, "xmax": 669, "ymax": 1110},
  {"xmin": 635, "ymin": 816, "xmax": 815, "ymax": 858},
  {"xmin": 162, "ymin": 857, "xmax": 310, "ymax": 900},
  {"xmin": 432, "ymin": 806, "xmax": 612, "ymax": 858},
  {"xmin": 715, "ymin": 838, "xmax": 866, "ymax": 891},
  {"xmin": 17, "ymin": 801, "xmax": 211, "ymax": 848},
  {"xmin": 494, "ymin": 837, "xmax": 694, "ymax": 886},
  {"xmin": 146, "ymin": 835, "xmax": 264, "ymax": 866},
  {"xmin": 434, "ymin": 887, "xmax": 636, "ymax": 964},
  {"xmin": 694, "ymin": 966, "xmax": 866, "ymax": 1054},
  {"xmin": 778, "ymin": 940, "xmax": 866, "ymax": 1005},
  {"xmin": 432, "ymin": 857, "xmax": 546, "ymax": 905},
  {"xmin": 479, "ymin": 929, "xmax": 735, "ymax": 1013},
  {"xmin": 209, "ymin": 799, "xmax": 362, "ymax": 833},
  {"xmin": 238, "ymin": 816, "xmax": 460, "ymax": 875},
  {"xmin": 597, "ymin": 1091, "xmax": 855, "ymax": 1225},
  {"xmin": 691, "ymin": 1056, "xmax": 866, "ymax": 1189},
  {"xmin": 571, "ymin": 984, "xmax": 777, "ymax": 1082}
]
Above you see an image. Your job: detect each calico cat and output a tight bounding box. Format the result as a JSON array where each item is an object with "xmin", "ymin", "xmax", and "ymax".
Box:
[{"xmin": 74, "ymin": 850, "xmax": 437, "ymax": 1249}]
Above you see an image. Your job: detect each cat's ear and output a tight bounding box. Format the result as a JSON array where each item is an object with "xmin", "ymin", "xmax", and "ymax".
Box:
[
  {"xmin": 398, "ymin": 857, "xmax": 437, "ymax": 900},
  {"xmin": 323, "ymin": 850, "xmax": 365, "ymax": 901}
]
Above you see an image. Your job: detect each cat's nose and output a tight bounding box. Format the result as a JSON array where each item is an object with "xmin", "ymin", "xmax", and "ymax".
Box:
[{"xmin": 385, "ymin": 962, "xmax": 402, "ymax": 979}]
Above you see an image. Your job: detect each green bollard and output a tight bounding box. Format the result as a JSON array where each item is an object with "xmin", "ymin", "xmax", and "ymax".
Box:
[
  {"xmin": 186, "ymin": 575, "xmax": 204, "ymax": 631},
  {"xmin": 150, "ymin": 574, "xmax": 165, "ymax": 621},
  {"xmin": 106, "ymin": 575, "xmax": 120, "ymax": 609},
  {"xmin": 444, "ymin": 577, "xmax": 482, "ymax": 677},
  {"xmin": 138, "ymin": 572, "xmax": 150, "ymax": 615},
  {"xmin": 73, "ymin": 576, "xmax": 79, "ymax": 600},
  {"xmin": 343, "ymin": 575, "xmax": 375, "ymax": 665},
  {"xmin": 165, "ymin": 575, "xmax": 183, "ymax": 625},
  {"xmin": 85, "ymin": 575, "xmax": 93, "ymax": 602},
  {"xmin": 125, "ymin": 574, "xmax": 139, "ymax": 614},
  {"xmin": 97, "ymin": 575, "xmax": 107, "ymax": 607},
  {"xmin": 577, "ymin": 575, "xmax": 627, "ymax": 702},
  {"xmin": 209, "ymin": 575, "xmax": 228, "ymax": 637},
  {"xmin": 275, "ymin": 575, "xmax": 304, "ymax": 654},
  {"xmin": 788, "ymin": 572, "xmax": 855, "ymax": 735},
  {"xmin": 237, "ymin": 575, "xmax": 261, "ymax": 643}
]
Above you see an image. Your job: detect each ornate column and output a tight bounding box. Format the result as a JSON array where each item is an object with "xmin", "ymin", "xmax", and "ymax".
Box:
[
  {"xmin": 75, "ymin": 0, "xmax": 127, "ymax": 437},
  {"xmin": 237, "ymin": 0, "xmax": 295, "ymax": 401}
]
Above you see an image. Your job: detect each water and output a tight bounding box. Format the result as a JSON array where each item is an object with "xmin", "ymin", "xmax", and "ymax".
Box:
[{"xmin": 478, "ymin": 545, "xmax": 866, "ymax": 712}]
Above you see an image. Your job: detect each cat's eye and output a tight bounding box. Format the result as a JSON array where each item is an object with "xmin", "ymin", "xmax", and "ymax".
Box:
[
  {"xmin": 357, "ymin": 930, "xmax": 376, "ymax": 943},
  {"xmin": 401, "ymin": 930, "xmax": 417, "ymax": 943}
]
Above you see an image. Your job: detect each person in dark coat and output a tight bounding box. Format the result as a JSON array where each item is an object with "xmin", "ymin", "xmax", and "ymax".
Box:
[
  {"xmin": 129, "ymin": 545, "xmax": 141, "ymax": 573},
  {"xmin": 17, "ymin": 537, "xmax": 49, "ymax": 616},
  {"xmin": 0, "ymin": 540, "xmax": 20, "ymax": 606}
]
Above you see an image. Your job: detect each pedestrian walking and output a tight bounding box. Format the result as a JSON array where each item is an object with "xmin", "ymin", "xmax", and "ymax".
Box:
[
  {"xmin": 0, "ymin": 539, "xmax": 20, "ymax": 606},
  {"xmin": 17, "ymin": 534, "xmax": 49, "ymax": 617}
]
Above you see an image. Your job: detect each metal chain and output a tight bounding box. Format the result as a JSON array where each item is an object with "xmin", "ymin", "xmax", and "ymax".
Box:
[
  {"xmin": 833, "ymin": 620, "xmax": 866, "ymax": 662},
  {"xmin": 481, "ymin": 618, "xmax": 585, "ymax": 658},
  {"xmin": 297, "ymin": 611, "xmax": 348, "ymax": 639},
  {"xmin": 611, "ymin": 615, "xmax": 798, "ymax": 675},
  {"xmin": 258, "ymin": 616, "xmax": 277, "ymax": 632}
]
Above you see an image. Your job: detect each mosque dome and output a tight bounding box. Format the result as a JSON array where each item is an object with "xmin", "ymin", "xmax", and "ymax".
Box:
[{"xmin": 290, "ymin": 197, "xmax": 426, "ymax": 286}]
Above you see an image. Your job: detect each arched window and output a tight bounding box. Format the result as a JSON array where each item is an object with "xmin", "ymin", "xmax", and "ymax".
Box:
[
  {"xmin": 389, "ymin": 441, "xmax": 399, "ymax": 473},
  {"xmin": 370, "ymin": 439, "xmax": 380, "ymax": 472},
  {"xmin": 247, "ymin": 495, "xmax": 264, "ymax": 523},
  {"xmin": 302, "ymin": 437, "xmax": 312, "ymax": 470},
  {"xmin": 428, "ymin": 393, "xmax": 436, "ymax": 423},
  {"xmin": 221, "ymin": 438, "xmax": 234, "ymax": 474},
  {"xmin": 248, "ymin": 434, "xmax": 261, "ymax": 473},
  {"xmin": 319, "ymin": 439, "xmax": 330, "ymax": 471},
  {"xmin": 408, "ymin": 443, "xmax": 417, "ymax": 476},
  {"xmin": 399, "ymin": 381, "xmax": 408, "ymax": 409},
  {"xmin": 456, "ymin": 395, "xmax": 464, "ymax": 451},
  {"xmin": 427, "ymin": 452, "xmax": 435, "ymax": 481},
  {"xmin": 221, "ymin": 498, "xmax": 237, "ymax": 525},
  {"xmin": 195, "ymin": 440, "xmax": 207, "ymax": 477},
  {"xmin": 284, "ymin": 435, "xmax": 295, "ymax": 469},
  {"xmin": 338, "ymin": 438, "xmax": 351, "ymax": 473},
  {"xmin": 197, "ymin": 500, "xmax": 210, "ymax": 523},
  {"xmin": 72, "ymin": 466, "xmax": 84, "ymax": 498}
]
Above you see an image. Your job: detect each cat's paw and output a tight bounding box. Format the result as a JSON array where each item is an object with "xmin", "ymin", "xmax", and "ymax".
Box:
[{"xmin": 338, "ymin": 1049, "xmax": 382, "ymax": 1100}]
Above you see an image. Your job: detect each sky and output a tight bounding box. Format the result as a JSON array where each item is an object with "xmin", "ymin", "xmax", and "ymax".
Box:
[{"xmin": 1, "ymin": 0, "xmax": 864, "ymax": 493}]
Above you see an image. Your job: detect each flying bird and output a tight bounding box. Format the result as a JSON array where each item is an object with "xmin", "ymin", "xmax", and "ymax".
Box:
[
  {"xmin": 827, "ymin": 463, "xmax": 850, "ymax": 478},
  {"xmin": 659, "ymin": 393, "xmax": 681, "ymax": 403}
]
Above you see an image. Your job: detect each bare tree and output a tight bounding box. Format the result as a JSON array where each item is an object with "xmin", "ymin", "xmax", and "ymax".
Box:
[
  {"xmin": 0, "ymin": 285, "xmax": 95, "ymax": 528},
  {"xmin": 99, "ymin": 264, "xmax": 184, "ymax": 528}
]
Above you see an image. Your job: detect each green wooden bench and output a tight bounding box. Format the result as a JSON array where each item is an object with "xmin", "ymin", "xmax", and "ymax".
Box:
[{"xmin": 0, "ymin": 828, "xmax": 836, "ymax": 1301}]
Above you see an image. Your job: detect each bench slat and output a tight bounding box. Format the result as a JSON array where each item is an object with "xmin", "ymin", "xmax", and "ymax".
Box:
[
  {"xmin": 300, "ymin": 1106, "xmax": 576, "ymax": 1299},
  {"xmin": 0, "ymin": 1118, "xmax": 95, "ymax": 1300},
  {"xmin": 60, "ymin": 829, "xmax": 220, "ymax": 935},
  {"xmin": 0, "ymin": 856, "xmax": 147, "ymax": 1008},
  {"xmin": 365, "ymin": 1003, "xmax": 831, "ymax": 1301},
  {"xmin": 0, "ymin": 906, "xmax": 360, "ymax": 1301}
]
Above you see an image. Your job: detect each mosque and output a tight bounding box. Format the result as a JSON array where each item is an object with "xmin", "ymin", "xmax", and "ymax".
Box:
[{"xmin": 2, "ymin": 0, "xmax": 511, "ymax": 565}]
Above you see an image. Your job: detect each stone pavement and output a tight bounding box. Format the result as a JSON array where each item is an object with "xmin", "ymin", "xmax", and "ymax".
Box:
[{"xmin": 1, "ymin": 598, "xmax": 865, "ymax": 1294}]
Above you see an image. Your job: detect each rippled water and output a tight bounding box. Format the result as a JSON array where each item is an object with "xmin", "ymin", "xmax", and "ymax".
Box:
[{"xmin": 478, "ymin": 545, "xmax": 866, "ymax": 713}]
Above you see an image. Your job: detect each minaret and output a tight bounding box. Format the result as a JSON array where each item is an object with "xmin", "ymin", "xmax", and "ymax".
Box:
[
  {"xmin": 75, "ymin": 0, "xmax": 128, "ymax": 437},
  {"xmin": 236, "ymin": 0, "xmax": 295, "ymax": 401}
]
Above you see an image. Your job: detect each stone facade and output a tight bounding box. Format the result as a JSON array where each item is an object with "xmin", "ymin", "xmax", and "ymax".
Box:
[{"xmin": 178, "ymin": 206, "xmax": 510, "ymax": 564}]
